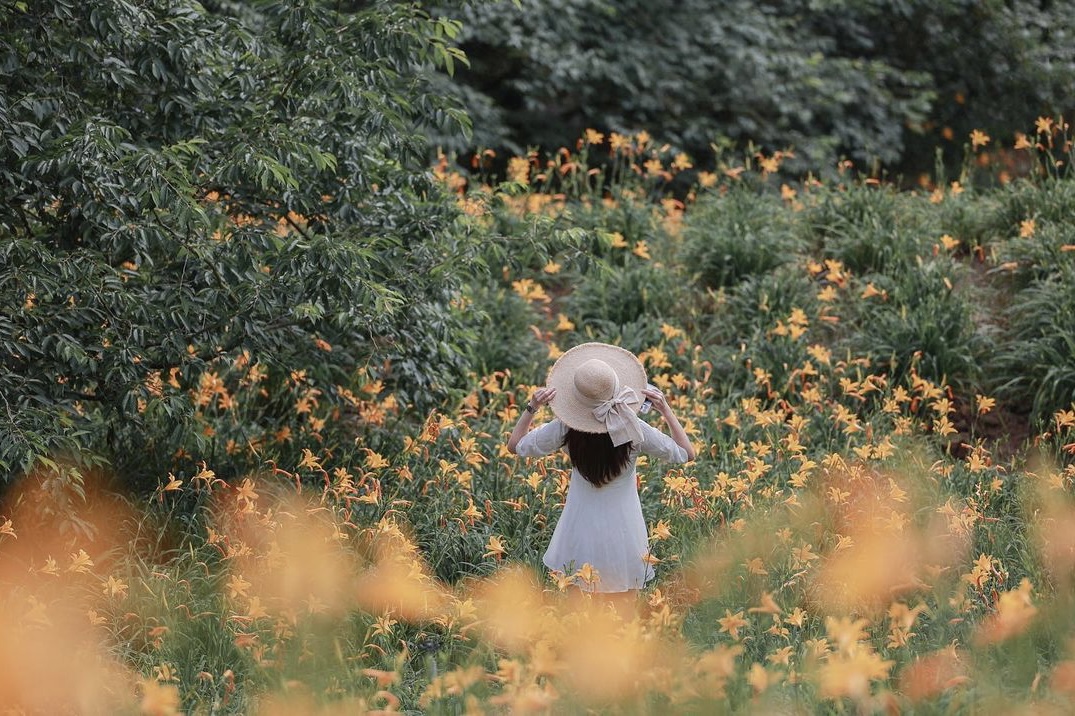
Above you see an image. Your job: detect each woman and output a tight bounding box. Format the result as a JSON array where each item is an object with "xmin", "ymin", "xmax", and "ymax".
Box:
[{"xmin": 506, "ymin": 342, "xmax": 696, "ymax": 606}]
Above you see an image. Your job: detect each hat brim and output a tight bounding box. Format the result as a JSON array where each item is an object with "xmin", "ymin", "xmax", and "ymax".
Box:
[{"xmin": 546, "ymin": 342, "xmax": 647, "ymax": 434}]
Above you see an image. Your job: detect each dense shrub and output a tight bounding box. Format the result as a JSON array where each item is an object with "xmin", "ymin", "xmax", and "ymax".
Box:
[
  {"xmin": 801, "ymin": 182, "xmax": 938, "ymax": 275},
  {"xmin": 846, "ymin": 259, "xmax": 984, "ymax": 392},
  {"xmin": 0, "ymin": 0, "xmax": 481, "ymax": 484},
  {"xmin": 994, "ymin": 266, "xmax": 1075, "ymax": 423},
  {"xmin": 682, "ymin": 187, "xmax": 803, "ymax": 290}
]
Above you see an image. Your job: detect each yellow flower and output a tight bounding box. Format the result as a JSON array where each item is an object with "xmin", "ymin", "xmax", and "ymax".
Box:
[
  {"xmin": 1019, "ymin": 219, "xmax": 1036, "ymax": 238},
  {"xmin": 758, "ymin": 153, "xmax": 780, "ymax": 173},
  {"xmin": 371, "ymin": 611, "xmax": 398, "ymax": 637},
  {"xmin": 695, "ymin": 643, "xmax": 743, "ymax": 681},
  {"xmin": 227, "ymin": 574, "xmax": 251, "ymax": 600},
  {"xmin": 584, "ymin": 128, "xmax": 604, "ymax": 145},
  {"xmin": 672, "ymin": 152, "xmax": 693, "ymax": 170},
  {"xmin": 0, "ymin": 518, "xmax": 15, "ymax": 539},
  {"xmin": 817, "ymin": 285, "xmax": 838, "ymax": 302},
  {"xmin": 460, "ymin": 501, "xmax": 483, "ymax": 525},
  {"xmin": 555, "ymin": 313, "xmax": 575, "ymax": 331},
  {"xmin": 158, "ymin": 473, "xmax": 183, "ymax": 492},
  {"xmin": 507, "ymin": 156, "xmax": 530, "ymax": 184},
  {"xmin": 575, "ymin": 562, "xmax": 600, "ymax": 586},
  {"xmin": 643, "ymin": 157, "xmax": 664, "ymax": 176},
  {"xmin": 484, "ymin": 535, "xmax": 507, "ymax": 560},
  {"xmin": 364, "ymin": 448, "xmax": 390, "ymax": 469},
  {"xmin": 68, "ymin": 548, "xmax": 94, "ymax": 574},
  {"xmin": 245, "ymin": 595, "xmax": 269, "ymax": 620},
  {"xmin": 608, "ymin": 231, "xmax": 628, "ymax": 248},
  {"xmin": 718, "ymin": 610, "xmax": 749, "ymax": 640},
  {"xmin": 748, "ymin": 592, "xmax": 783, "ymax": 616},
  {"xmin": 153, "ymin": 663, "xmax": 180, "ymax": 683},
  {"xmin": 825, "ymin": 616, "xmax": 872, "ymax": 654},
  {"xmin": 970, "ymin": 129, "xmax": 990, "ymax": 149},
  {"xmin": 104, "ymin": 574, "xmax": 129, "ymax": 599},
  {"xmin": 660, "ymin": 323, "xmax": 685, "ymax": 340},
  {"xmin": 817, "ymin": 650, "xmax": 893, "ymax": 701},
  {"xmin": 1035, "ymin": 116, "xmax": 1054, "ymax": 135},
  {"xmin": 649, "ymin": 520, "xmax": 673, "ymax": 541},
  {"xmin": 511, "ymin": 278, "xmax": 551, "ymax": 303},
  {"xmin": 234, "ymin": 478, "xmax": 258, "ymax": 504},
  {"xmin": 767, "ymin": 646, "xmax": 794, "ymax": 666},
  {"xmin": 744, "ymin": 557, "xmax": 768, "ymax": 575},
  {"xmin": 791, "ymin": 543, "xmax": 819, "ymax": 568},
  {"xmin": 140, "ymin": 677, "xmax": 181, "ymax": 716},
  {"xmin": 632, "ymin": 241, "xmax": 651, "ymax": 260},
  {"xmin": 785, "ymin": 607, "xmax": 807, "ymax": 628},
  {"xmin": 1055, "ymin": 408, "xmax": 1075, "ymax": 430},
  {"xmin": 748, "ymin": 663, "xmax": 771, "ymax": 694},
  {"xmin": 697, "ymin": 171, "xmax": 718, "ymax": 188},
  {"xmin": 1014, "ymin": 132, "xmax": 1033, "ymax": 150},
  {"xmin": 860, "ymin": 282, "xmax": 885, "ymax": 300},
  {"xmin": 298, "ymin": 448, "xmax": 323, "ymax": 471},
  {"xmin": 975, "ymin": 578, "xmax": 1037, "ymax": 644},
  {"xmin": 609, "ymin": 132, "xmax": 631, "ymax": 153},
  {"xmin": 543, "ymin": 260, "xmax": 561, "ymax": 274}
]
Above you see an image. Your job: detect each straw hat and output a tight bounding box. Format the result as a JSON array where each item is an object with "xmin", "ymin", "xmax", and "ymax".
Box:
[{"xmin": 547, "ymin": 342, "xmax": 647, "ymax": 446}]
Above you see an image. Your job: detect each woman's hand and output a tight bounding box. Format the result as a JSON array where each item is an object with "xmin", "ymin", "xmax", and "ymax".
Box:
[
  {"xmin": 641, "ymin": 385, "xmax": 669, "ymax": 415},
  {"xmin": 508, "ymin": 386, "xmax": 556, "ymax": 454},
  {"xmin": 642, "ymin": 384, "xmax": 696, "ymax": 461},
  {"xmin": 529, "ymin": 386, "xmax": 556, "ymax": 411}
]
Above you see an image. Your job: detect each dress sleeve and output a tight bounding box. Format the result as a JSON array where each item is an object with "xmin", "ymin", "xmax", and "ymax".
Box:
[
  {"xmin": 636, "ymin": 417, "xmax": 690, "ymax": 463},
  {"xmin": 515, "ymin": 418, "xmax": 568, "ymax": 458}
]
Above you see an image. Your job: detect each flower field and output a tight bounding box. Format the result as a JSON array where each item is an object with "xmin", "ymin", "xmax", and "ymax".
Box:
[{"xmin": 3, "ymin": 119, "xmax": 1075, "ymax": 715}]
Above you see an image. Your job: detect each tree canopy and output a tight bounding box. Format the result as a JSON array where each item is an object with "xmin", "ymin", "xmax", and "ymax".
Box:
[
  {"xmin": 437, "ymin": 0, "xmax": 1075, "ymax": 176},
  {"xmin": 1, "ymin": 0, "xmax": 478, "ymax": 484}
]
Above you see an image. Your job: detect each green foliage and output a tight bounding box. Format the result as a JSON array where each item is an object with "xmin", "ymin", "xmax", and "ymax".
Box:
[
  {"xmin": 862, "ymin": 0, "xmax": 1075, "ymax": 176},
  {"xmin": 934, "ymin": 188, "xmax": 1006, "ymax": 249},
  {"xmin": 802, "ymin": 182, "xmax": 937, "ymax": 275},
  {"xmin": 995, "ymin": 179, "xmax": 1075, "ymax": 283},
  {"xmin": 682, "ymin": 188, "xmax": 803, "ymax": 290},
  {"xmin": 993, "ymin": 265, "xmax": 1075, "ymax": 424},
  {"xmin": 847, "ymin": 259, "xmax": 983, "ymax": 392},
  {"xmin": 463, "ymin": 285, "xmax": 547, "ymax": 383},
  {"xmin": 560, "ymin": 260, "xmax": 684, "ymax": 348},
  {"xmin": 0, "ymin": 0, "xmax": 480, "ymax": 483},
  {"xmin": 435, "ymin": 0, "xmax": 1074, "ymax": 175},
  {"xmin": 439, "ymin": 0, "xmax": 931, "ymax": 171},
  {"xmin": 986, "ymin": 179, "xmax": 1075, "ymax": 422}
]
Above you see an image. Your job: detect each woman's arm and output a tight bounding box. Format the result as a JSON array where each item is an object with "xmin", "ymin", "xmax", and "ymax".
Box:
[
  {"xmin": 641, "ymin": 385, "xmax": 697, "ymax": 462},
  {"xmin": 506, "ymin": 386, "xmax": 557, "ymax": 454}
]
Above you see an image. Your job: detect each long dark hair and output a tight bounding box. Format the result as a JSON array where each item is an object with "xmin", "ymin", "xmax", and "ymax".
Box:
[{"xmin": 562, "ymin": 428, "xmax": 633, "ymax": 486}]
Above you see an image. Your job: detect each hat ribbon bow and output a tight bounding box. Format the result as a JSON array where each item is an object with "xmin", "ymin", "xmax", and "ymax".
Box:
[{"xmin": 592, "ymin": 386, "xmax": 643, "ymax": 447}]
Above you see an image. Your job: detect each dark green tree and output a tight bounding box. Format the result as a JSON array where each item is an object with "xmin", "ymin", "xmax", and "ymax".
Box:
[
  {"xmin": 432, "ymin": 0, "xmax": 1074, "ymax": 175},
  {"xmin": 1, "ymin": 0, "xmax": 477, "ymax": 486}
]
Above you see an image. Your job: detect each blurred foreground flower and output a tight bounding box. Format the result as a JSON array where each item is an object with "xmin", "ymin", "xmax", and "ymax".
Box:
[
  {"xmin": 898, "ymin": 647, "xmax": 971, "ymax": 703},
  {"xmin": 974, "ymin": 578, "xmax": 1037, "ymax": 645}
]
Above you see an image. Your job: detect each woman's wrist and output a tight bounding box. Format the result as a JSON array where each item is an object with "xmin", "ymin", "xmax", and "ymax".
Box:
[{"xmin": 525, "ymin": 402, "xmax": 537, "ymax": 414}]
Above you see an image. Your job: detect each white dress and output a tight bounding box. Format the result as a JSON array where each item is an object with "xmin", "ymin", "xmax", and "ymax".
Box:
[{"xmin": 516, "ymin": 417, "xmax": 689, "ymax": 592}]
